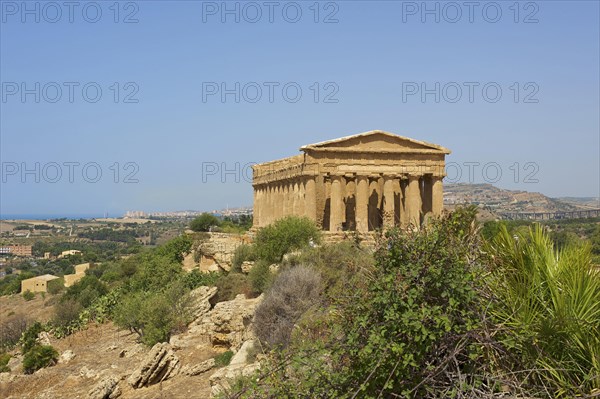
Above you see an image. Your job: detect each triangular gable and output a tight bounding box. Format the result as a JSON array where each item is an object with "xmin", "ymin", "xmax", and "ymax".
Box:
[{"xmin": 300, "ymin": 130, "xmax": 450, "ymax": 154}]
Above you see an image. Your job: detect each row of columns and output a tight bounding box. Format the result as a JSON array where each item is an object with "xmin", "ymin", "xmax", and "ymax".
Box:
[
  {"xmin": 254, "ymin": 177, "xmax": 317, "ymax": 227},
  {"xmin": 253, "ymin": 173, "xmax": 443, "ymax": 232}
]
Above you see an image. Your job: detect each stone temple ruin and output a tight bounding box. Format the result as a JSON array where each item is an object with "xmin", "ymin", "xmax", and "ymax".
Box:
[{"xmin": 252, "ymin": 130, "xmax": 450, "ymax": 232}]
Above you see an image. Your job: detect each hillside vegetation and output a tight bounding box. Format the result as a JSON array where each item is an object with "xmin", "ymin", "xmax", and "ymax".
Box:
[{"xmin": 1, "ymin": 209, "xmax": 598, "ymax": 399}]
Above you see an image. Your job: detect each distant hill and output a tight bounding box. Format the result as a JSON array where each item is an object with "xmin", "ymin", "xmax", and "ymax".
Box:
[{"xmin": 444, "ymin": 183, "xmax": 599, "ymax": 219}]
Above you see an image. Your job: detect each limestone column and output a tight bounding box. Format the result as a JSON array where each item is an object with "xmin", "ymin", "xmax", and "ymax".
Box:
[
  {"xmin": 304, "ymin": 176, "xmax": 317, "ymax": 222},
  {"xmin": 432, "ymin": 176, "xmax": 444, "ymax": 216},
  {"xmin": 355, "ymin": 175, "xmax": 369, "ymax": 233},
  {"xmin": 383, "ymin": 176, "xmax": 395, "ymax": 229},
  {"xmin": 275, "ymin": 184, "xmax": 282, "ymax": 221},
  {"xmin": 286, "ymin": 182, "xmax": 294, "ymax": 217},
  {"xmin": 297, "ymin": 180, "xmax": 305, "ymax": 217},
  {"xmin": 292, "ymin": 181, "xmax": 299, "ymax": 216},
  {"xmin": 422, "ymin": 175, "xmax": 433, "ymax": 215},
  {"xmin": 282, "ymin": 183, "xmax": 288, "ymax": 217},
  {"xmin": 330, "ymin": 175, "xmax": 344, "ymax": 232},
  {"xmin": 406, "ymin": 174, "xmax": 422, "ymax": 227},
  {"xmin": 267, "ymin": 184, "xmax": 273, "ymax": 224},
  {"xmin": 252, "ymin": 187, "xmax": 258, "ymax": 227}
]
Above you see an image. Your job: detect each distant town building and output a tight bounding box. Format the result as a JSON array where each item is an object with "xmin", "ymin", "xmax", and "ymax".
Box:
[
  {"xmin": 124, "ymin": 210, "xmax": 148, "ymax": 219},
  {"xmin": 21, "ymin": 274, "xmax": 61, "ymax": 293},
  {"xmin": 64, "ymin": 263, "xmax": 93, "ymax": 287},
  {"xmin": 58, "ymin": 249, "xmax": 82, "ymax": 258},
  {"xmin": 0, "ymin": 245, "xmax": 33, "ymax": 257}
]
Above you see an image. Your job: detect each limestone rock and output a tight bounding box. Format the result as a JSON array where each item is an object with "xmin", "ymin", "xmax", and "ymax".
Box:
[
  {"xmin": 79, "ymin": 366, "xmax": 98, "ymax": 379},
  {"xmin": 38, "ymin": 331, "xmax": 51, "ymax": 346},
  {"xmin": 88, "ymin": 375, "xmax": 121, "ymax": 399},
  {"xmin": 269, "ymin": 263, "xmax": 279, "ymax": 273},
  {"xmin": 197, "ymin": 233, "xmax": 248, "ymax": 271},
  {"xmin": 198, "ymin": 294, "xmax": 262, "ymax": 351},
  {"xmin": 229, "ymin": 340, "xmax": 255, "ymax": 366},
  {"xmin": 127, "ymin": 342, "xmax": 180, "ymax": 388},
  {"xmin": 241, "ymin": 261, "xmax": 254, "ymax": 273},
  {"xmin": 188, "ymin": 286, "xmax": 218, "ymax": 320},
  {"xmin": 58, "ymin": 349, "xmax": 75, "ymax": 364},
  {"xmin": 181, "ymin": 358, "xmax": 216, "ymax": 376},
  {"xmin": 209, "ymin": 362, "xmax": 260, "ymax": 398}
]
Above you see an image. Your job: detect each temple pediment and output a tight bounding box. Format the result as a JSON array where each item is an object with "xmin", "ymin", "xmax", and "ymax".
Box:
[{"xmin": 300, "ymin": 130, "xmax": 450, "ymax": 154}]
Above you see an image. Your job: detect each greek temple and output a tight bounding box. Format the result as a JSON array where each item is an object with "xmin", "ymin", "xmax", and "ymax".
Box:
[{"xmin": 252, "ymin": 130, "xmax": 450, "ymax": 232}]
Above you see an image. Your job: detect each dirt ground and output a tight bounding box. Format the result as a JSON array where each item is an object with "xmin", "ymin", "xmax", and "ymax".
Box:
[{"xmin": 0, "ymin": 294, "xmax": 222, "ymax": 399}]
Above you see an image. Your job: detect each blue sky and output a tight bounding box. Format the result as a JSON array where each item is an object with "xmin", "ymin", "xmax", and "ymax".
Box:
[{"xmin": 1, "ymin": 0, "xmax": 599, "ymax": 216}]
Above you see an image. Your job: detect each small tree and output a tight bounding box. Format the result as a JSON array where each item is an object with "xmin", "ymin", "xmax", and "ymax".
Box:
[
  {"xmin": 190, "ymin": 213, "xmax": 221, "ymax": 232},
  {"xmin": 254, "ymin": 216, "xmax": 321, "ymax": 264}
]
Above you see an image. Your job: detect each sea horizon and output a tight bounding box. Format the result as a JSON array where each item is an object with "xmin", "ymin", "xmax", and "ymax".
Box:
[{"xmin": 0, "ymin": 213, "xmax": 124, "ymax": 221}]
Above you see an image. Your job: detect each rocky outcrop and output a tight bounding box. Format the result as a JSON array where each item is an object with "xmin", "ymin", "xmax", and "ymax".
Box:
[
  {"xmin": 58, "ymin": 349, "xmax": 75, "ymax": 364},
  {"xmin": 209, "ymin": 361, "xmax": 260, "ymax": 397},
  {"xmin": 188, "ymin": 286, "xmax": 218, "ymax": 319},
  {"xmin": 241, "ymin": 261, "xmax": 254, "ymax": 273},
  {"xmin": 127, "ymin": 342, "xmax": 180, "ymax": 388},
  {"xmin": 229, "ymin": 340, "xmax": 255, "ymax": 366},
  {"xmin": 196, "ymin": 233, "xmax": 249, "ymax": 272},
  {"xmin": 181, "ymin": 358, "xmax": 215, "ymax": 376},
  {"xmin": 196, "ymin": 294, "xmax": 262, "ymax": 351},
  {"xmin": 88, "ymin": 375, "xmax": 121, "ymax": 399}
]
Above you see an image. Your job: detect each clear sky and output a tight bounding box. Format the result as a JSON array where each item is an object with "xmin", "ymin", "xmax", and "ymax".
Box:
[{"xmin": 1, "ymin": 0, "xmax": 599, "ymax": 217}]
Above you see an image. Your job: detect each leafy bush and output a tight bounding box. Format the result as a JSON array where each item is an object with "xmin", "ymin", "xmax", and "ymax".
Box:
[
  {"xmin": 213, "ymin": 273, "xmax": 253, "ymax": 304},
  {"xmin": 22, "ymin": 345, "xmax": 58, "ymax": 374},
  {"xmin": 225, "ymin": 207, "xmax": 491, "ymax": 398},
  {"xmin": 488, "ymin": 224, "xmax": 600, "ymax": 396},
  {"xmin": 231, "ymin": 244, "xmax": 255, "ymax": 273},
  {"xmin": 126, "ymin": 253, "xmax": 183, "ymax": 292},
  {"xmin": 181, "ymin": 270, "xmax": 222, "ymax": 290},
  {"xmin": 254, "ymin": 265, "xmax": 322, "ymax": 349},
  {"xmin": 214, "ymin": 350, "xmax": 234, "ymax": 367},
  {"xmin": 0, "ymin": 352, "xmax": 11, "ymax": 373},
  {"xmin": 62, "ymin": 275, "xmax": 108, "ymax": 308},
  {"xmin": 22, "ymin": 290, "xmax": 35, "ymax": 301},
  {"xmin": 248, "ymin": 260, "xmax": 274, "ymax": 295},
  {"xmin": 190, "ymin": 213, "xmax": 221, "ymax": 232},
  {"xmin": 254, "ymin": 216, "xmax": 321, "ymax": 264},
  {"xmin": 20, "ymin": 322, "xmax": 44, "ymax": 354},
  {"xmin": 114, "ymin": 282, "xmax": 192, "ymax": 346},
  {"xmin": 156, "ymin": 234, "xmax": 193, "ymax": 263}
]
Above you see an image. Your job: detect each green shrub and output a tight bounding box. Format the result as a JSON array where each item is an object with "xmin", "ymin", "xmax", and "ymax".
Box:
[
  {"xmin": 225, "ymin": 206, "xmax": 489, "ymax": 398},
  {"xmin": 22, "ymin": 344, "xmax": 58, "ymax": 374},
  {"xmin": 254, "ymin": 216, "xmax": 320, "ymax": 263},
  {"xmin": 62, "ymin": 275, "xmax": 108, "ymax": 308},
  {"xmin": 0, "ymin": 352, "xmax": 11, "ymax": 373},
  {"xmin": 181, "ymin": 270, "xmax": 222, "ymax": 290},
  {"xmin": 214, "ymin": 350, "xmax": 234, "ymax": 367},
  {"xmin": 248, "ymin": 260, "xmax": 273, "ymax": 295},
  {"xmin": 190, "ymin": 213, "xmax": 221, "ymax": 232},
  {"xmin": 114, "ymin": 282, "xmax": 192, "ymax": 346},
  {"xmin": 20, "ymin": 321, "xmax": 44, "ymax": 354},
  {"xmin": 213, "ymin": 273, "xmax": 253, "ymax": 304},
  {"xmin": 156, "ymin": 234, "xmax": 193, "ymax": 263},
  {"xmin": 231, "ymin": 244, "xmax": 255, "ymax": 273},
  {"xmin": 22, "ymin": 290, "xmax": 35, "ymax": 301}
]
